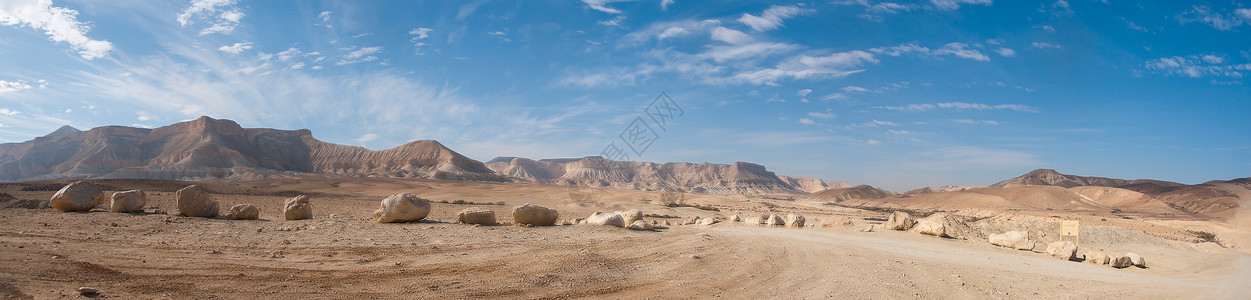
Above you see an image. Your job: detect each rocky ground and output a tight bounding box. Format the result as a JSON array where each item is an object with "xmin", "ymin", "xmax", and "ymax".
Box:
[{"xmin": 0, "ymin": 178, "xmax": 1248, "ymax": 299}]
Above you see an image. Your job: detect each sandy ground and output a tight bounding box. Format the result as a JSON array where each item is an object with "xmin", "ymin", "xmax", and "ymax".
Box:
[{"xmin": 1, "ymin": 178, "xmax": 1248, "ymax": 299}]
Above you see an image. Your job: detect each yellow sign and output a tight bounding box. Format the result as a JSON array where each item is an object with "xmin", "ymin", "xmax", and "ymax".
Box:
[{"xmin": 1061, "ymin": 220, "xmax": 1080, "ymax": 246}]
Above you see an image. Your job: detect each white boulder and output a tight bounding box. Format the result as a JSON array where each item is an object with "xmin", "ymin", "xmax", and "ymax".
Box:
[
  {"xmin": 512, "ymin": 203, "xmax": 559, "ymax": 226},
  {"xmin": 50, "ymin": 181, "xmax": 106, "ymax": 212},
  {"xmin": 884, "ymin": 211, "xmax": 916, "ymax": 231},
  {"xmin": 373, "ymin": 193, "xmax": 430, "ymax": 223},
  {"xmin": 587, "ymin": 212, "xmax": 626, "ymax": 227},
  {"xmin": 225, "ymin": 204, "xmax": 260, "ymax": 220},
  {"xmin": 457, "ymin": 207, "xmax": 497, "ymax": 225},
  {"xmin": 618, "ymin": 209, "xmax": 644, "ymax": 225},
  {"xmin": 176, "ymin": 185, "xmax": 219, "ymax": 218},
  {"xmin": 1045, "ymin": 241, "xmax": 1079, "ymax": 261},
  {"xmin": 109, "ymin": 190, "xmax": 147, "ymax": 213},
  {"xmin": 628, "ymin": 220, "xmax": 654, "ymax": 231},
  {"xmin": 785, "ymin": 214, "xmax": 805, "ymax": 227},
  {"xmin": 283, "ymin": 195, "xmax": 313, "ymax": 220},
  {"xmin": 988, "ymin": 231, "xmax": 1036, "ymax": 251},
  {"xmin": 1125, "ymin": 253, "xmax": 1146, "ymax": 268}
]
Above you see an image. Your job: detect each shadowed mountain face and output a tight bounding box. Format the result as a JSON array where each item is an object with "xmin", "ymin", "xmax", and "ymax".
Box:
[
  {"xmin": 0, "ymin": 116, "xmax": 504, "ymax": 182},
  {"xmin": 484, "ymin": 156, "xmax": 842, "ymax": 195}
]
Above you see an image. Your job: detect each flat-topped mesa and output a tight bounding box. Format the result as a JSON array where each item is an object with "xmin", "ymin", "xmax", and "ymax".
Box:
[
  {"xmin": 484, "ymin": 156, "xmax": 843, "ymax": 195},
  {"xmin": 0, "ymin": 116, "xmax": 503, "ymax": 182}
]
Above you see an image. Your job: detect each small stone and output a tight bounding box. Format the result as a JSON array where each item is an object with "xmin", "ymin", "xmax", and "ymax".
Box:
[{"xmin": 77, "ymin": 287, "xmax": 98, "ymax": 295}]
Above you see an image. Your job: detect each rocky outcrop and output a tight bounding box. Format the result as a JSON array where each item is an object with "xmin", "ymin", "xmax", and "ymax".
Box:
[
  {"xmin": 484, "ymin": 156, "xmax": 841, "ymax": 195},
  {"xmin": 176, "ymin": 185, "xmax": 219, "ymax": 218},
  {"xmin": 49, "ymin": 181, "xmax": 105, "ymax": 212},
  {"xmin": 283, "ymin": 195, "xmax": 312, "ymax": 220},
  {"xmin": 884, "ymin": 211, "xmax": 916, "ymax": 231},
  {"xmin": 512, "ymin": 203, "xmax": 558, "ymax": 226},
  {"xmin": 0, "ymin": 116, "xmax": 505, "ymax": 182},
  {"xmin": 373, "ymin": 193, "xmax": 430, "ymax": 223},
  {"xmin": 109, "ymin": 190, "xmax": 147, "ymax": 213}
]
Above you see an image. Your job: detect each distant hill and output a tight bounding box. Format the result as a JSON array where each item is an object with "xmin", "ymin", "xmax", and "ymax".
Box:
[
  {"xmin": 0, "ymin": 116, "xmax": 505, "ymax": 182},
  {"xmin": 990, "ymin": 169, "xmax": 1247, "ymax": 215},
  {"xmin": 485, "ymin": 156, "xmax": 844, "ymax": 195}
]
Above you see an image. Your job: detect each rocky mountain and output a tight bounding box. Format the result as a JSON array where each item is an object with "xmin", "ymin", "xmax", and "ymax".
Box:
[
  {"xmin": 0, "ymin": 116, "xmax": 504, "ymax": 182},
  {"xmin": 484, "ymin": 156, "xmax": 840, "ymax": 195},
  {"xmin": 990, "ymin": 169, "xmax": 1246, "ymax": 215}
]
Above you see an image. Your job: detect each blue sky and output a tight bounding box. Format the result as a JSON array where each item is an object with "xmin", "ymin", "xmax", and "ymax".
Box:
[{"xmin": 1, "ymin": 0, "xmax": 1248, "ymax": 191}]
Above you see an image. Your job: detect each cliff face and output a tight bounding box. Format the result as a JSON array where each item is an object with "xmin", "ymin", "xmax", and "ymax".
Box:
[
  {"xmin": 484, "ymin": 156, "xmax": 839, "ymax": 195},
  {"xmin": 0, "ymin": 116, "xmax": 504, "ymax": 182}
]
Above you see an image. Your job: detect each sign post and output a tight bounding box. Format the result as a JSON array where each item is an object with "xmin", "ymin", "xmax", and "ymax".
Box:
[{"xmin": 1060, "ymin": 220, "xmax": 1080, "ymax": 246}]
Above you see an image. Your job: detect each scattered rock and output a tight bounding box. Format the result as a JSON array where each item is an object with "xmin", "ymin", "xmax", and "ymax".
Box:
[
  {"xmin": 821, "ymin": 217, "xmax": 854, "ymax": 228},
  {"xmin": 765, "ymin": 214, "xmax": 785, "ymax": 226},
  {"xmin": 1109, "ymin": 255, "xmax": 1133, "ymax": 268},
  {"xmin": 457, "ymin": 207, "xmax": 497, "ymax": 225},
  {"xmin": 176, "ymin": 185, "xmax": 219, "ymax": 218},
  {"xmin": 884, "ymin": 211, "xmax": 916, "ymax": 231},
  {"xmin": 682, "ymin": 216, "xmax": 702, "ymax": 225},
  {"xmin": 587, "ymin": 212, "xmax": 625, "ymax": 227},
  {"xmin": 77, "ymin": 287, "xmax": 98, "ymax": 295},
  {"xmin": 785, "ymin": 214, "xmax": 805, "ymax": 227},
  {"xmin": 700, "ymin": 217, "xmax": 720, "ymax": 226},
  {"xmin": 618, "ymin": 209, "xmax": 643, "ymax": 225},
  {"xmin": 373, "ymin": 193, "xmax": 431, "ymax": 223},
  {"xmin": 1084, "ymin": 251, "xmax": 1108, "ymax": 265},
  {"xmin": 988, "ymin": 231, "xmax": 1035, "ymax": 251},
  {"xmin": 1045, "ymin": 241, "xmax": 1079, "ymax": 261},
  {"xmin": 109, "ymin": 190, "xmax": 147, "ymax": 213},
  {"xmin": 1125, "ymin": 253, "xmax": 1146, "ymax": 268},
  {"xmin": 728, "ymin": 215, "xmax": 741, "ymax": 222},
  {"xmin": 512, "ymin": 203, "xmax": 559, "ymax": 226},
  {"xmin": 225, "ymin": 204, "xmax": 260, "ymax": 220},
  {"xmin": 50, "ymin": 181, "xmax": 105, "ymax": 212},
  {"xmin": 628, "ymin": 220, "xmax": 654, "ymax": 231},
  {"xmin": 284, "ymin": 195, "xmax": 313, "ymax": 220}
]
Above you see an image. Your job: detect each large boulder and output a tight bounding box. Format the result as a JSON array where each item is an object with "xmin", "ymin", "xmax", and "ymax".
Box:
[
  {"xmin": 785, "ymin": 214, "xmax": 805, "ymax": 227},
  {"xmin": 884, "ymin": 211, "xmax": 916, "ymax": 231},
  {"xmin": 457, "ymin": 207, "xmax": 497, "ymax": 225},
  {"xmin": 109, "ymin": 190, "xmax": 147, "ymax": 213},
  {"xmin": 914, "ymin": 216, "xmax": 947, "ymax": 237},
  {"xmin": 744, "ymin": 215, "xmax": 764, "ymax": 225},
  {"xmin": 988, "ymin": 231, "xmax": 1036, "ymax": 251},
  {"xmin": 700, "ymin": 217, "xmax": 720, "ymax": 226},
  {"xmin": 373, "ymin": 193, "xmax": 430, "ymax": 223},
  {"xmin": 587, "ymin": 212, "xmax": 626, "ymax": 227},
  {"xmin": 682, "ymin": 216, "xmax": 702, "ymax": 225},
  {"xmin": 225, "ymin": 204, "xmax": 260, "ymax": 220},
  {"xmin": 50, "ymin": 181, "xmax": 106, "ymax": 212},
  {"xmin": 283, "ymin": 195, "xmax": 313, "ymax": 220},
  {"xmin": 1045, "ymin": 241, "xmax": 1079, "ymax": 261},
  {"xmin": 1125, "ymin": 253, "xmax": 1146, "ymax": 268},
  {"xmin": 765, "ymin": 214, "xmax": 785, "ymax": 226},
  {"xmin": 1109, "ymin": 255, "xmax": 1133, "ymax": 268},
  {"xmin": 512, "ymin": 203, "xmax": 559, "ymax": 226},
  {"xmin": 176, "ymin": 185, "xmax": 219, "ymax": 218},
  {"xmin": 628, "ymin": 220, "xmax": 654, "ymax": 231},
  {"xmin": 618, "ymin": 209, "xmax": 643, "ymax": 225},
  {"xmin": 1084, "ymin": 251, "xmax": 1109, "ymax": 265}
]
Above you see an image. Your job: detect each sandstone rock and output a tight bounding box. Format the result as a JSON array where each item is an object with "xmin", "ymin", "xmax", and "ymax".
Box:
[
  {"xmin": 628, "ymin": 220, "xmax": 654, "ymax": 231},
  {"xmin": 226, "ymin": 204, "xmax": 260, "ymax": 220},
  {"xmin": 1084, "ymin": 251, "xmax": 1109, "ymax": 265},
  {"xmin": 109, "ymin": 190, "xmax": 147, "ymax": 213},
  {"xmin": 884, "ymin": 211, "xmax": 916, "ymax": 231},
  {"xmin": 512, "ymin": 203, "xmax": 559, "ymax": 226},
  {"xmin": 373, "ymin": 193, "xmax": 430, "ymax": 223},
  {"xmin": 988, "ymin": 231, "xmax": 1035, "ymax": 251},
  {"xmin": 682, "ymin": 216, "xmax": 701, "ymax": 225},
  {"xmin": 821, "ymin": 217, "xmax": 854, "ymax": 228},
  {"xmin": 745, "ymin": 215, "xmax": 765, "ymax": 225},
  {"xmin": 729, "ymin": 215, "xmax": 741, "ymax": 222},
  {"xmin": 77, "ymin": 287, "xmax": 98, "ymax": 295},
  {"xmin": 176, "ymin": 185, "xmax": 219, "ymax": 218},
  {"xmin": 283, "ymin": 195, "xmax": 313, "ymax": 220},
  {"xmin": 700, "ymin": 217, "xmax": 720, "ymax": 226},
  {"xmin": 785, "ymin": 214, "xmax": 805, "ymax": 227},
  {"xmin": 1109, "ymin": 255, "xmax": 1133, "ymax": 268},
  {"xmin": 50, "ymin": 181, "xmax": 106, "ymax": 212},
  {"xmin": 765, "ymin": 214, "xmax": 785, "ymax": 226},
  {"xmin": 618, "ymin": 209, "xmax": 643, "ymax": 225},
  {"xmin": 1125, "ymin": 253, "xmax": 1146, "ymax": 268},
  {"xmin": 1045, "ymin": 241, "xmax": 1079, "ymax": 261},
  {"xmin": 457, "ymin": 207, "xmax": 497, "ymax": 225},
  {"xmin": 914, "ymin": 216, "xmax": 947, "ymax": 237},
  {"xmin": 587, "ymin": 212, "xmax": 626, "ymax": 227}
]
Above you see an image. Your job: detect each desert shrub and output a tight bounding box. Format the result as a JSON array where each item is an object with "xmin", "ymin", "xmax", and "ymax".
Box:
[
  {"xmin": 657, "ymin": 192, "xmax": 685, "ymax": 207},
  {"xmin": 1188, "ymin": 230, "xmax": 1218, "ymax": 243},
  {"xmin": 451, "ymin": 199, "xmax": 468, "ymax": 205}
]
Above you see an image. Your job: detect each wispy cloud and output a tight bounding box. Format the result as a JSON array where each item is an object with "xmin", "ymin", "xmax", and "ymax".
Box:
[
  {"xmin": 0, "ymin": 0, "xmax": 114, "ymax": 59},
  {"xmin": 870, "ymin": 42, "xmax": 990, "ymax": 61},
  {"xmin": 581, "ymin": 0, "xmax": 629, "ymax": 14},
  {"xmin": 905, "ymin": 146, "xmax": 1042, "ymax": 171},
  {"xmin": 876, "ymin": 102, "xmax": 1038, "ymax": 112},
  {"xmin": 846, "ymin": 120, "xmax": 898, "ymax": 128},
  {"xmin": 930, "ymin": 0, "xmax": 993, "ymax": 10},
  {"xmin": 995, "ymin": 48, "xmax": 1015, "ymax": 57},
  {"xmin": 0, "ymin": 80, "xmax": 33, "ymax": 93},
  {"xmin": 1178, "ymin": 6, "xmax": 1249, "ymax": 31},
  {"xmin": 953, "ymin": 119, "xmax": 999, "ymax": 125},
  {"xmin": 1144, "ymin": 55, "xmax": 1249, "ymax": 79},
  {"xmin": 218, "ymin": 42, "xmax": 252, "ymax": 54},
  {"xmin": 737, "ymin": 5, "xmax": 813, "ymax": 32},
  {"xmin": 710, "ymin": 27, "xmax": 752, "ymax": 45},
  {"xmin": 177, "ymin": 0, "xmax": 245, "ymax": 35},
  {"xmin": 1032, "ymin": 42, "xmax": 1062, "ymax": 49}
]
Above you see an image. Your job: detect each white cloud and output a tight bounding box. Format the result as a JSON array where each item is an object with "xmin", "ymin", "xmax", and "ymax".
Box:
[
  {"xmin": 0, "ymin": 0, "xmax": 114, "ymax": 59},
  {"xmin": 798, "ymin": 118, "xmax": 816, "ymax": 125},
  {"xmin": 0, "ymin": 80, "xmax": 33, "ymax": 93},
  {"xmin": 1179, "ymin": 6, "xmax": 1246, "ymax": 31},
  {"xmin": 318, "ymin": 11, "xmax": 331, "ymax": 23},
  {"xmin": 0, "ymin": 108, "xmax": 20, "ymax": 115},
  {"xmin": 1144, "ymin": 55, "xmax": 1250, "ymax": 79},
  {"xmin": 1122, "ymin": 17, "xmax": 1148, "ymax": 32},
  {"xmin": 581, "ymin": 0, "xmax": 628, "ymax": 14},
  {"xmin": 866, "ymin": 139, "xmax": 881, "ymax": 145},
  {"xmin": 737, "ymin": 5, "xmax": 813, "ymax": 32},
  {"xmin": 699, "ymin": 42, "xmax": 797, "ymax": 62},
  {"xmin": 822, "ymin": 93, "xmax": 847, "ymax": 101},
  {"xmin": 622, "ymin": 19, "xmax": 721, "ymax": 45},
  {"xmin": 661, "ymin": 0, "xmax": 675, "ymax": 10},
  {"xmin": 996, "ymin": 48, "xmax": 1016, "ymax": 57},
  {"xmin": 953, "ymin": 119, "xmax": 999, "ymax": 125},
  {"xmin": 338, "ymin": 46, "xmax": 382, "ymax": 65},
  {"xmin": 876, "ymin": 102, "xmax": 1036, "ymax": 112},
  {"xmin": 887, "ymin": 130, "xmax": 916, "ymax": 135},
  {"xmin": 598, "ymin": 15, "xmax": 627, "ymax": 27},
  {"xmin": 409, "ymin": 28, "xmax": 433, "ymax": 39},
  {"xmin": 1202, "ymin": 54, "xmax": 1225, "ymax": 64},
  {"xmin": 847, "ymin": 120, "xmax": 898, "ymax": 128},
  {"xmin": 290, "ymin": 62, "xmax": 305, "ymax": 69},
  {"xmin": 905, "ymin": 146, "xmax": 1042, "ymax": 171},
  {"xmin": 710, "ymin": 27, "xmax": 753, "ymax": 45},
  {"xmin": 797, "ymin": 88, "xmax": 812, "ymax": 96},
  {"xmin": 870, "ymin": 43, "xmax": 929, "ymax": 56},
  {"xmin": 1032, "ymin": 42, "xmax": 1062, "ymax": 49},
  {"xmin": 807, "ymin": 110, "xmax": 835, "ymax": 119},
  {"xmin": 217, "ymin": 42, "xmax": 252, "ymax": 54},
  {"xmin": 732, "ymin": 50, "xmax": 877, "ymax": 85},
  {"xmin": 842, "ymin": 86, "xmax": 870, "ymax": 93},
  {"xmin": 933, "ymin": 42, "xmax": 989, "ymax": 61},
  {"xmin": 356, "ymin": 133, "xmax": 380, "ymax": 146},
  {"xmin": 930, "ymin": 0, "xmax": 993, "ymax": 10},
  {"xmin": 136, "ymin": 111, "xmax": 156, "ymax": 121},
  {"xmin": 177, "ymin": 0, "xmax": 244, "ymax": 36}
]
